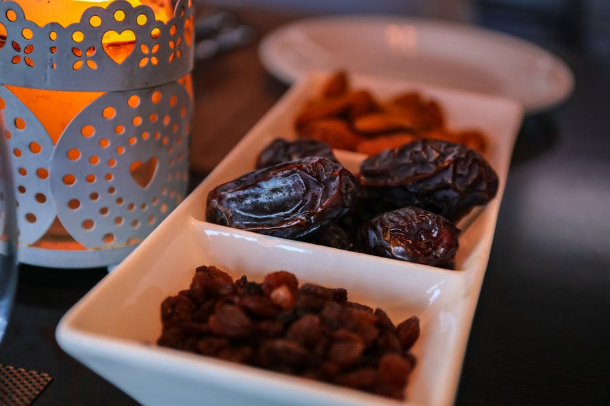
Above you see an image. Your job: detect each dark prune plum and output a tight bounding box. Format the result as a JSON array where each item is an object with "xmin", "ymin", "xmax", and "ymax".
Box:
[
  {"xmin": 358, "ymin": 139, "xmax": 498, "ymax": 222},
  {"xmin": 206, "ymin": 157, "xmax": 359, "ymax": 240},
  {"xmin": 255, "ymin": 138, "xmax": 339, "ymax": 169},
  {"xmin": 357, "ymin": 206, "xmax": 460, "ymax": 268}
]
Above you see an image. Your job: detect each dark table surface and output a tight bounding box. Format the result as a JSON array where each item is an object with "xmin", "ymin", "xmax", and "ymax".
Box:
[{"xmin": 1, "ymin": 4, "xmax": 609, "ymax": 406}]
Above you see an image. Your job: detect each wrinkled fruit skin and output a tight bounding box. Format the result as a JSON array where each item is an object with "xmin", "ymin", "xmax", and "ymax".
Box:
[
  {"xmin": 256, "ymin": 138, "xmax": 339, "ymax": 169},
  {"xmin": 158, "ymin": 266, "xmax": 419, "ymax": 400},
  {"xmin": 358, "ymin": 139, "xmax": 498, "ymax": 222},
  {"xmin": 206, "ymin": 157, "xmax": 359, "ymax": 240},
  {"xmin": 357, "ymin": 206, "xmax": 460, "ymax": 268}
]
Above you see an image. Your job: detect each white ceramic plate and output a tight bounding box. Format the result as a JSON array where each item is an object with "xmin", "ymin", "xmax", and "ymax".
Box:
[
  {"xmin": 56, "ymin": 73, "xmax": 523, "ymax": 406},
  {"xmin": 259, "ymin": 15, "xmax": 573, "ymax": 114}
]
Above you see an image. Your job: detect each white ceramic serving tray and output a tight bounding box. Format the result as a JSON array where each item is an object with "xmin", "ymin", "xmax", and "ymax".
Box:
[{"xmin": 56, "ymin": 73, "xmax": 523, "ymax": 406}]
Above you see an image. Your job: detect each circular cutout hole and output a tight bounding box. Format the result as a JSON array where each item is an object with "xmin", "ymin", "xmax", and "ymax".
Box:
[
  {"xmin": 86, "ymin": 174, "xmax": 96, "ymax": 183},
  {"xmin": 35, "ymin": 193, "xmax": 47, "ymax": 204},
  {"xmin": 68, "ymin": 148, "xmax": 81, "ymax": 160},
  {"xmin": 82, "ymin": 219, "xmax": 94, "ymax": 230},
  {"xmin": 108, "ymin": 186, "xmax": 116, "ymax": 194},
  {"xmin": 99, "ymin": 138, "xmax": 110, "ymax": 148},
  {"xmin": 103, "ymin": 106, "xmax": 116, "ymax": 119},
  {"xmin": 14, "ymin": 117, "xmax": 26, "ymax": 130},
  {"xmin": 116, "ymin": 197, "xmax": 124, "ymax": 205},
  {"xmin": 18, "ymin": 167, "xmax": 27, "ymax": 176},
  {"xmin": 17, "ymin": 185, "xmax": 26, "ymax": 194},
  {"xmin": 105, "ymin": 173, "xmax": 113, "ymax": 181},
  {"xmin": 63, "ymin": 174, "xmax": 76, "ymax": 185},
  {"xmin": 100, "ymin": 207, "xmax": 109, "ymax": 215},
  {"xmin": 128, "ymin": 95, "xmax": 140, "ymax": 108},
  {"xmin": 29, "ymin": 142, "xmax": 41, "ymax": 154},
  {"xmin": 114, "ymin": 125, "xmax": 125, "ymax": 134},
  {"xmin": 89, "ymin": 155, "xmax": 100, "ymax": 165},
  {"xmin": 72, "ymin": 31, "xmax": 84, "ymax": 43},
  {"xmin": 25, "ymin": 213, "xmax": 36, "ymax": 223},
  {"xmin": 148, "ymin": 215, "xmax": 155, "ymax": 224},
  {"xmin": 108, "ymin": 158, "xmax": 117, "ymax": 167},
  {"xmin": 6, "ymin": 9, "xmax": 17, "ymax": 22},
  {"xmin": 90, "ymin": 192, "xmax": 99, "ymax": 201},
  {"xmin": 90, "ymin": 15, "xmax": 102, "ymax": 27},
  {"xmin": 22, "ymin": 28, "xmax": 34, "ymax": 40},
  {"xmin": 103, "ymin": 233, "xmax": 115, "ymax": 244},
  {"xmin": 132, "ymin": 116, "xmax": 142, "ymax": 126},
  {"xmin": 151, "ymin": 91, "xmax": 162, "ymax": 104},
  {"xmin": 116, "ymin": 146, "xmax": 125, "ymax": 155},
  {"xmin": 137, "ymin": 14, "xmax": 147, "ymax": 25},
  {"xmin": 81, "ymin": 125, "xmax": 95, "ymax": 137},
  {"xmin": 37, "ymin": 168, "xmax": 49, "ymax": 179},
  {"xmin": 114, "ymin": 217, "xmax": 123, "ymax": 225},
  {"xmin": 114, "ymin": 10, "xmax": 125, "ymax": 22},
  {"xmin": 68, "ymin": 199, "xmax": 80, "ymax": 209},
  {"xmin": 128, "ymin": 203, "xmax": 135, "ymax": 211},
  {"xmin": 131, "ymin": 219, "xmax": 140, "ymax": 228}
]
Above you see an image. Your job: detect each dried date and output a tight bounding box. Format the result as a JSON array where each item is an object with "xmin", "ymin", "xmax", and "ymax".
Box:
[
  {"xmin": 206, "ymin": 156, "xmax": 359, "ymax": 240},
  {"xmin": 255, "ymin": 138, "xmax": 339, "ymax": 169},
  {"xmin": 358, "ymin": 138, "xmax": 498, "ymax": 222},
  {"xmin": 357, "ymin": 206, "xmax": 460, "ymax": 268}
]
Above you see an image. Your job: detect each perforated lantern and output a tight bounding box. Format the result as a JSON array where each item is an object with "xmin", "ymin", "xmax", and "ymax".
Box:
[{"xmin": 0, "ymin": 0, "xmax": 194, "ymax": 268}]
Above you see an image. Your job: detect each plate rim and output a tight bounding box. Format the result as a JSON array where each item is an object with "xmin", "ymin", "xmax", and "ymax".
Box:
[{"xmin": 258, "ymin": 14, "xmax": 574, "ymax": 114}]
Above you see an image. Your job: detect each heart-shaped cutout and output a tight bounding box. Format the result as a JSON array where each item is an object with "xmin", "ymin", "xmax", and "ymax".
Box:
[
  {"xmin": 130, "ymin": 157, "xmax": 157, "ymax": 189},
  {"xmin": 102, "ymin": 30, "xmax": 136, "ymax": 64}
]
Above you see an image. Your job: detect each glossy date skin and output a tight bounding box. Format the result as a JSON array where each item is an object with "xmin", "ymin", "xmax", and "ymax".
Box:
[
  {"xmin": 256, "ymin": 138, "xmax": 339, "ymax": 169},
  {"xmin": 358, "ymin": 139, "xmax": 498, "ymax": 222},
  {"xmin": 357, "ymin": 206, "xmax": 460, "ymax": 268},
  {"xmin": 206, "ymin": 157, "xmax": 359, "ymax": 240}
]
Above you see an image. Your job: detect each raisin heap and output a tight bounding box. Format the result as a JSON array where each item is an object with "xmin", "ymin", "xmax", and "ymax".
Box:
[{"xmin": 158, "ymin": 266, "xmax": 420, "ymax": 400}]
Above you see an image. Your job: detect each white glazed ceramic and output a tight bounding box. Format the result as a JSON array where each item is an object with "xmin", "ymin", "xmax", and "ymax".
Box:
[
  {"xmin": 259, "ymin": 15, "xmax": 573, "ymax": 114},
  {"xmin": 56, "ymin": 73, "xmax": 523, "ymax": 406}
]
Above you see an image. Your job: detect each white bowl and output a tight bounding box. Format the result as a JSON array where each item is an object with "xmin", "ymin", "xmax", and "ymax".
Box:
[{"xmin": 56, "ymin": 73, "xmax": 523, "ymax": 406}]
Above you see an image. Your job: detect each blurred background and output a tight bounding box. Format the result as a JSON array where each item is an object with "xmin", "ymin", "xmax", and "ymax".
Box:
[{"xmin": 202, "ymin": 0, "xmax": 610, "ymax": 56}]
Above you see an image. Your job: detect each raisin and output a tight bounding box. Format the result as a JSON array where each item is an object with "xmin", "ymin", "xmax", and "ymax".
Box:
[
  {"xmin": 238, "ymin": 295, "xmax": 280, "ymax": 318},
  {"xmin": 195, "ymin": 337, "xmax": 229, "ymax": 356},
  {"xmin": 255, "ymin": 138, "xmax": 338, "ymax": 169},
  {"xmin": 286, "ymin": 314, "xmax": 324, "ymax": 347},
  {"xmin": 208, "ymin": 305, "xmax": 253, "ymax": 338},
  {"xmin": 358, "ymin": 138, "xmax": 498, "ymax": 222},
  {"xmin": 327, "ymin": 329, "xmax": 365, "ymax": 369},
  {"xmin": 262, "ymin": 271, "xmax": 299, "ymax": 295},
  {"xmin": 374, "ymin": 354, "xmax": 412, "ymax": 399},
  {"xmin": 333, "ymin": 368, "xmax": 377, "ymax": 390},
  {"xmin": 258, "ymin": 339, "xmax": 309, "ymax": 369},
  {"xmin": 206, "ymin": 157, "xmax": 359, "ymax": 239},
  {"xmin": 357, "ymin": 206, "xmax": 460, "ymax": 268},
  {"xmin": 269, "ymin": 285, "xmax": 296, "ymax": 311},
  {"xmin": 397, "ymin": 316, "xmax": 420, "ymax": 352},
  {"xmin": 374, "ymin": 308, "xmax": 397, "ymax": 333}
]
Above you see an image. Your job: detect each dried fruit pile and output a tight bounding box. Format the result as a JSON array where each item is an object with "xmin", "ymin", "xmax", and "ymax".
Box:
[
  {"xmin": 158, "ymin": 266, "xmax": 419, "ymax": 400},
  {"xmin": 294, "ymin": 71, "xmax": 488, "ymax": 155},
  {"xmin": 206, "ymin": 137, "xmax": 497, "ymax": 269}
]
